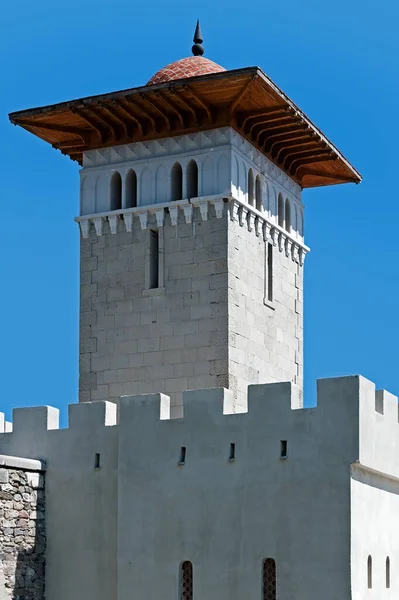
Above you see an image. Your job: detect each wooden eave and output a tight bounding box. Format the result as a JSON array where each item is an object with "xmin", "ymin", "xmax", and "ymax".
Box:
[{"xmin": 8, "ymin": 67, "xmax": 361, "ymax": 189}]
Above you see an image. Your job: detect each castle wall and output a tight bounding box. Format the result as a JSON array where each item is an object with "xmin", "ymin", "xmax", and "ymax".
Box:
[
  {"xmin": 0, "ymin": 456, "xmax": 45, "ymax": 600},
  {"xmin": 0, "ymin": 404, "xmax": 119, "ymax": 600},
  {"xmin": 349, "ymin": 378, "xmax": 399, "ymax": 598},
  {"xmin": 0, "ymin": 376, "xmax": 387, "ymax": 600}
]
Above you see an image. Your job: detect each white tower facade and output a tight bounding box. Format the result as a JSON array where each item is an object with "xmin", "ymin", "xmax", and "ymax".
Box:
[{"xmin": 77, "ymin": 127, "xmax": 307, "ymax": 414}]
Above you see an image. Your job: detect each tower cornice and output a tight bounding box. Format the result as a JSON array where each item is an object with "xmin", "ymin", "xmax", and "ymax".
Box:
[{"xmin": 9, "ymin": 67, "xmax": 361, "ymax": 189}]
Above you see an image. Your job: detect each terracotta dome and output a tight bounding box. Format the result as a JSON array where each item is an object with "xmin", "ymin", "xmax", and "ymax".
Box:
[{"xmin": 147, "ymin": 56, "xmax": 226, "ymax": 85}]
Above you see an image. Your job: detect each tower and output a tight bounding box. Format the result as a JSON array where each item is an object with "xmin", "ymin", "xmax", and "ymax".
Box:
[{"xmin": 9, "ymin": 24, "xmax": 361, "ymax": 416}]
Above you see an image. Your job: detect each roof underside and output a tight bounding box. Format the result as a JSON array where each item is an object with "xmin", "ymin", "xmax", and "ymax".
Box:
[{"xmin": 8, "ymin": 67, "xmax": 361, "ymax": 188}]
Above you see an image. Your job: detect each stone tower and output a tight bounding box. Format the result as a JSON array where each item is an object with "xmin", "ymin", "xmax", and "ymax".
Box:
[{"xmin": 9, "ymin": 26, "xmax": 361, "ymax": 416}]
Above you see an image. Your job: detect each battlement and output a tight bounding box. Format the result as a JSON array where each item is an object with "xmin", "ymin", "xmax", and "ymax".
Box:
[
  {"xmin": 0, "ymin": 376, "xmax": 397, "ymax": 479},
  {"xmin": 0, "ymin": 378, "xmax": 396, "ymax": 600}
]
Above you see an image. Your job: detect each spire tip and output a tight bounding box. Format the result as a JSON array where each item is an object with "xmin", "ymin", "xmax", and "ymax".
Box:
[{"xmin": 192, "ymin": 19, "xmax": 204, "ymax": 56}]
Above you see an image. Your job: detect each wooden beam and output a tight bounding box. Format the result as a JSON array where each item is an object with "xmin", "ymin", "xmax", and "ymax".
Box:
[
  {"xmin": 271, "ymin": 132, "xmax": 315, "ymax": 159},
  {"xmin": 253, "ymin": 116, "xmax": 298, "ymax": 143},
  {"xmin": 100, "ymin": 103, "xmax": 129, "ymax": 138},
  {"xmin": 52, "ymin": 140, "xmax": 87, "ymax": 150},
  {"xmin": 115, "ymin": 100, "xmax": 144, "ymax": 136},
  {"xmin": 249, "ymin": 113, "xmax": 295, "ymax": 138},
  {"xmin": 71, "ymin": 107, "xmax": 106, "ymax": 143},
  {"xmin": 229, "ymin": 75, "xmax": 257, "ymax": 114},
  {"xmin": 185, "ymin": 85, "xmax": 214, "ymax": 123},
  {"xmin": 156, "ymin": 91, "xmax": 185, "ymax": 127},
  {"xmin": 281, "ymin": 142, "xmax": 326, "ymax": 169},
  {"xmin": 263, "ymin": 126, "xmax": 309, "ymax": 153},
  {"xmin": 297, "ymin": 167, "xmax": 359, "ymax": 183},
  {"xmin": 289, "ymin": 153, "xmax": 336, "ymax": 176},
  {"xmin": 169, "ymin": 89, "xmax": 199, "ymax": 125},
  {"xmin": 127, "ymin": 96, "xmax": 158, "ymax": 133},
  {"xmin": 259, "ymin": 123, "xmax": 308, "ymax": 149},
  {"xmin": 90, "ymin": 104, "xmax": 118, "ymax": 139},
  {"xmin": 238, "ymin": 106, "xmax": 289, "ymax": 130},
  {"xmin": 15, "ymin": 118, "xmax": 89, "ymax": 144},
  {"xmin": 145, "ymin": 94, "xmax": 171, "ymax": 130}
]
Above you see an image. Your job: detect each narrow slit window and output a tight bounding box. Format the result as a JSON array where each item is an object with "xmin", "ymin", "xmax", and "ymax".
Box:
[
  {"xmin": 178, "ymin": 447, "xmax": 186, "ymax": 465},
  {"xmin": 280, "ymin": 440, "xmax": 287, "ymax": 459},
  {"xmin": 181, "ymin": 561, "xmax": 193, "ymax": 599},
  {"xmin": 386, "ymin": 556, "xmax": 390, "ymax": 589},
  {"xmin": 367, "ymin": 555, "xmax": 372, "ymax": 589},
  {"xmin": 263, "ymin": 558, "xmax": 276, "ymax": 600},
  {"xmin": 95, "ymin": 453, "xmax": 101, "ymax": 469},
  {"xmin": 265, "ymin": 243, "xmax": 273, "ymax": 303},
  {"xmin": 229, "ymin": 443, "xmax": 236, "ymax": 461},
  {"xmin": 149, "ymin": 230, "xmax": 159, "ymax": 289}
]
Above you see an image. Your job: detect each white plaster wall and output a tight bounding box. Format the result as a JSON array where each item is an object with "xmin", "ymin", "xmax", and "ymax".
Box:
[
  {"xmin": 359, "ymin": 382, "xmax": 399, "ymax": 478},
  {"xmin": 0, "ymin": 375, "xmax": 368, "ymax": 600},
  {"xmin": 0, "ymin": 403, "xmax": 118, "ymax": 600},
  {"xmin": 79, "ymin": 128, "xmax": 303, "ymax": 238},
  {"xmin": 351, "ymin": 467, "xmax": 399, "ymax": 599}
]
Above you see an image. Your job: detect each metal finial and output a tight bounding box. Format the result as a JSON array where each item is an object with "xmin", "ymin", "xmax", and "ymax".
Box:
[{"xmin": 192, "ymin": 20, "xmax": 204, "ymax": 56}]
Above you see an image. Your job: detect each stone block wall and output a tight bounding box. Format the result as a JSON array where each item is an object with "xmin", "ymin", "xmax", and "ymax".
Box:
[
  {"xmin": 0, "ymin": 458, "xmax": 45, "ymax": 600},
  {"xmin": 228, "ymin": 217, "xmax": 303, "ymax": 405},
  {"xmin": 80, "ymin": 207, "xmax": 229, "ymax": 416}
]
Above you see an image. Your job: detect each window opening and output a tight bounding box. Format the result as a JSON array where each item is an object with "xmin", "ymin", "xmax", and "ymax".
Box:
[
  {"xmin": 386, "ymin": 557, "xmax": 390, "ymax": 589},
  {"xmin": 171, "ymin": 162, "xmax": 183, "ymax": 201},
  {"xmin": 266, "ymin": 243, "xmax": 273, "ymax": 303},
  {"xmin": 278, "ymin": 194, "xmax": 284, "ymax": 228},
  {"xmin": 280, "ymin": 441, "xmax": 287, "ymax": 459},
  {"xmin": 263, "ymin": 558, "xmax": 276, "ymax": 600},
  {"xmin": 178, "ymin": 447, "xmax": 186, "ymax": 465},
  {"xmin": 181, "ymin": 561, "xmax": 193, "ymax": 599},
  {"xmin": 187, "ymin": 160, "xmax": 198, "ymax": 199},
  {"xmin": 149, "ymin": 230, "xmax": 159, "ymax": 289},
  {"xmin": 95, "ymin": 453, "xmax": 101, "ymax": 469},
  {"xmin": 229, "ymin": 443, "xmax": 236, "ymax": 461},
  {"xmin": 285, "ymin": 199, "xmax": 291, "ymax": 233},
  {"xmin": 248, "ymin": 168, "xmax": 254, "ymax": 207},
  {"xmin": 367, "ymin": 555, "xmax": 372, "ymax": 589},
  {"xmin": 126, "ymin": 169, "xmax": 137, "ymax": 208},
  {"xmin": 255, "ymin": 175, "xmax": 262, "ymax": 211},
  {"xmin": 110, "ymin": 171, "xmax": 122, "ymax": 211}
]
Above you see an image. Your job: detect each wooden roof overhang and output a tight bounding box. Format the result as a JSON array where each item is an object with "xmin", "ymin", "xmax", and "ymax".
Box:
[{"xmin": 9, "ymin": 66, "xmax": 361, "ymax": 188}]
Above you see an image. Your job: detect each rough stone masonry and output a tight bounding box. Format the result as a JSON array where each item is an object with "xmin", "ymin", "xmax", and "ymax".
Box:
[{"xmin": 0, "ymin": 459, "xmax": 45, "ymax": 600}]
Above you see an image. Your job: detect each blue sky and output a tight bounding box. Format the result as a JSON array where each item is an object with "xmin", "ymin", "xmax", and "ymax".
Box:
[{"xmin": 1, "ymin": 0, "xmax": 398, "ymax": 423}]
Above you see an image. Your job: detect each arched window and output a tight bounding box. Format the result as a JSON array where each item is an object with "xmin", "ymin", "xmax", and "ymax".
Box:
[
  {"xmin": 278, "ymin": 193, "xmax": 284, "ymax": 227},
  {"xmin": 171, "ymin": 162, "xmax": 183, "ymax": 201},
  {"xmin": 285, "ymin": 199, "xmax": 291, "ymax": 232},
  {"xmin": 187, "ymin": 160, "xmax": 198, "ymax": 199},
  {"xmin": 248, "ymin": 168, "xmax": 254, "ymax": 206},
  {"xmin": 110, "ymin": 172, "xmax": 122, "ymax": 211},
  {"xmin": 255, "ymin": 175, "xmax": 262, "ymax": 211},
  {"xmin": 125, "ymin": 169, "xmax": 137, "ymax": 209},
  {"xmin": 367, "ymin": 555, "xmax": 372, "ymax": 589},
  {"xmin": 263, "ymin": 558, "xmax": 276, "ymax": 600},
  {"xmin": 181, "ymin": 561, "xmax": 193, "ymax": 599},
  {"xmin": 386, "ymin": 557, "xmax": 390, "ymax": 589}
]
